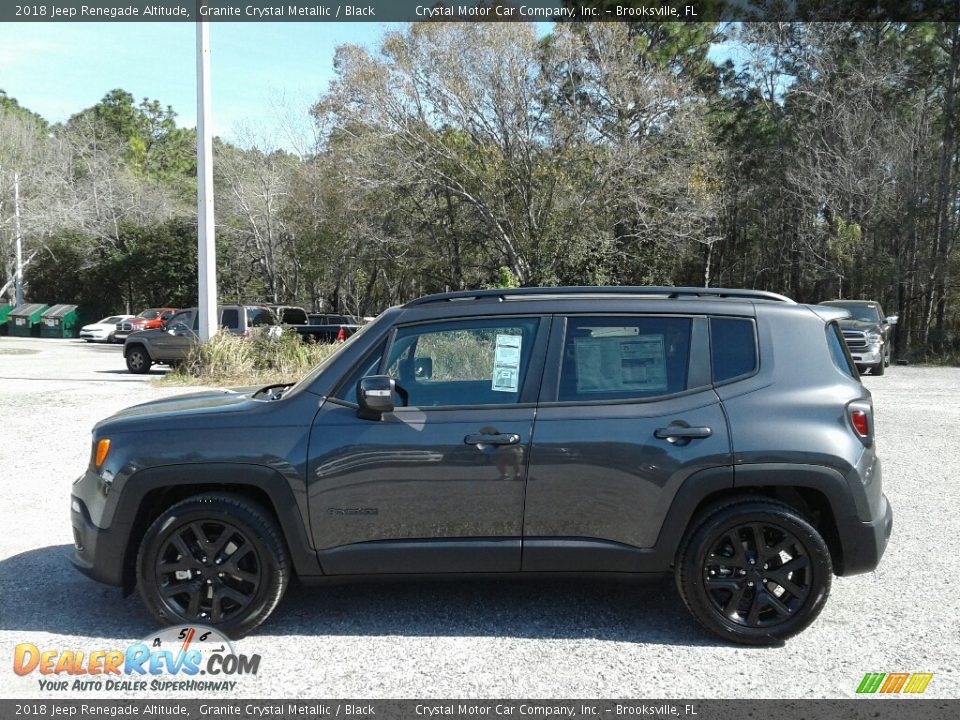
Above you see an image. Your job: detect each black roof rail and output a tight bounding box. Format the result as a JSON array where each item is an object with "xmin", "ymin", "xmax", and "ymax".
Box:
[{"xmin": 404, "ymin": 286, "xmax": 796, "ymax": 306}]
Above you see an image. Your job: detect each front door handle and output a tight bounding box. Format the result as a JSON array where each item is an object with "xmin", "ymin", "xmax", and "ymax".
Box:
[
  {"xmin": 464, "ymin": 433, "xmax": 521, "ymax": 446},
  {"xmin": 654, "ymin": 426, "xmax": 712, "ymax": 441}
]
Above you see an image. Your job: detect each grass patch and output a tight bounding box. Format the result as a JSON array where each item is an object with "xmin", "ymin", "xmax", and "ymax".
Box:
[{"xmin": 157, "ymin": 328, "xmax": 340, "ymax": 387}]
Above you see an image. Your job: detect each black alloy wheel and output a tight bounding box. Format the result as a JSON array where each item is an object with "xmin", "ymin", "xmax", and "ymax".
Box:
[
  {"xmin": 676, "ymin": 498, "xmax": 832, "ymax": 645},
  {"xmin": 702, "ymin": 522, "xmax": 811, "ymax": 628},
  {"xmin": 155, "ymin": 519, "xmax": 262, "ymax": 624},
  {"xmin": 137, "ymin": 494, "xmax": 289, "ymax": 637}
]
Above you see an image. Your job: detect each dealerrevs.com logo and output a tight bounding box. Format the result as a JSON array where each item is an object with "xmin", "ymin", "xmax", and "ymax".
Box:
[{"xmin": 13, "ymin": 626, "xmax": 260, "ymax": 693}]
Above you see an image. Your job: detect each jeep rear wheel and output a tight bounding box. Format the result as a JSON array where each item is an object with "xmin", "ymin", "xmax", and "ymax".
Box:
[
  {"xmin": 125, "ymin": 345, "xmax": 152, "ymax": 374},
  {"xmin": 136, "ymin": 494, "xmax": 290, "ymax": 638},
  {"xmin": 676, "ymin": 498, "xmax": 832, "ymax": 645}
]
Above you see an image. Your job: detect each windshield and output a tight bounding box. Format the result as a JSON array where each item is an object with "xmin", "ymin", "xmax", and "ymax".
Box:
[
  {"xmin": 829, "ymin": 303, "xmax": 880, "ymax": 323},
  {"xmin": 100, "ymin": 316, "xmax": 122, "ymax": 324},
  {"xmin": 139, "ymin": 310, "xmax": 161, "ymax": 320}
]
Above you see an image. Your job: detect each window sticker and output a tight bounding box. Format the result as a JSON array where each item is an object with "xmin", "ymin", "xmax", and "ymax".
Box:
[
  {"xmin": 492, "ymin": 333, "xmax": 522, "ymax": 392},
  {"xmin": 574, "ymin": 334, "xmax": 668, "ymax": 393}
]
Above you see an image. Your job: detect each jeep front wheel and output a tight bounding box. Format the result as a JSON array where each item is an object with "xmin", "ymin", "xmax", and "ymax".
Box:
[
  {"xmin": 136, "ymin": 494, "xmax": 290, "ymax": 638},
  {"xmin": 125, "ymin": 345, "xmax": 152, "ymax": 374},
  {"xmin": 676, "ymin": 498, "xmax": 832, "ymax": 645}
]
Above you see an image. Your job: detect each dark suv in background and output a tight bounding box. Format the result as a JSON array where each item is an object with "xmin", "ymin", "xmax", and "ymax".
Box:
[
  {"xmin": 819, "ymin": 300, "xmax": 898, "ymax": 375},
  {"xmin": 71, "ymin": 287, "xmax": 892, "ymax": 645}
]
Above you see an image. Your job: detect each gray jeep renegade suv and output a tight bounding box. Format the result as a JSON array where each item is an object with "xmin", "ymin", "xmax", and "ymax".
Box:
[{"xmin": 70, "ymin": 287, "xmax": 892, "ymax": 645}]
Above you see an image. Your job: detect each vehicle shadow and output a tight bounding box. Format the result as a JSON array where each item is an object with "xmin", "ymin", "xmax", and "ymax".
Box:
[{"xmin": 0, "ymin": 545, "xmax": 716, "ymax": 647}]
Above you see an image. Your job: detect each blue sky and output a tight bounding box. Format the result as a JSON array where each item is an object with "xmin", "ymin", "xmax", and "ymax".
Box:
[
  {"xmin": 0, "ymin": 22, "xmax": 394, "ymax": 146},
  {"xmin": 1, "ymin": 22, "xmax": 739, "ymax": 149}
]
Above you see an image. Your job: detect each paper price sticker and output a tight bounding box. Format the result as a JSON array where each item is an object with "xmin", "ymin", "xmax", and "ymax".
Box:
[{"xmin": 492, "ymin": 334, "xmax": 522, "ymax": 392}]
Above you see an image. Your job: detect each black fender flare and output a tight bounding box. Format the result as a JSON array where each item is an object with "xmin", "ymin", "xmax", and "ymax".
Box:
[{"xmin": 116, "ymin": 462, "xmax": 322, "ymax": 581}]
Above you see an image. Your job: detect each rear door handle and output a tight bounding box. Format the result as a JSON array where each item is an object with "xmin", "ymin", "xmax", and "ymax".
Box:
[
  {"xmin": 464, "ymin": 433, "xmax": 521, "ymax": 446},
  {"xmin": 654, "ymin": 426, "xmax": 712, "ymax": 440}
]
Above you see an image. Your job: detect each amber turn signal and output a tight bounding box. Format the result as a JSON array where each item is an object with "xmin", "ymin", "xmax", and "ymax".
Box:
[{"xmin": 95, "ymin": 438, "xmax": 111, "ymax": 468}]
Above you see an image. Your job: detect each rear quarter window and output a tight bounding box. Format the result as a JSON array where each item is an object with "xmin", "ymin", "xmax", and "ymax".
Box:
[
  {"xmin": 827, "ymin": 321, "xmax": 860, "ymax": 379},
  {"xmin": 710, "ymin": 317, "xmax": 758, "ymax": 383}
]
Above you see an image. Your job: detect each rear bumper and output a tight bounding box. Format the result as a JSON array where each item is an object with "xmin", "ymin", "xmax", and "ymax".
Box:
[{"xmin": 836, "ymin": 492, "xmax": 893, "ymax": 576}]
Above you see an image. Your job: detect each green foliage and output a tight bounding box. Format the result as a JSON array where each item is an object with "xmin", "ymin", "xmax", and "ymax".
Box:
[
  {"xmin": 25, "ymin": 220, "xmax": 199, "ymax": 316},
  {"xmin": 485, "ymin": 267, "xmax": 521, "ymax": 289},
  {"xmin": 164, "ymin": 328, "xmax": 339, "ymax": 386},
  {"xmin": 7, "ymin": 22, "xmax": 960, "ymax": 359},
  {"xmin": 0, "ymin": 90, "xmax": 47, "ymax": 129}
]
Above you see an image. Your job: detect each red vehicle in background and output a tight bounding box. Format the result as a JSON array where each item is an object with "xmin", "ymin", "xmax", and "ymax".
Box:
[{"xmin": 113, "ymin": 308, "xmax": 178, "ymax": 343}]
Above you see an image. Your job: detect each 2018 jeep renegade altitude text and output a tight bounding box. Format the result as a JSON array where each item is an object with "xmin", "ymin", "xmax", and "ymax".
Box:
[{"xmin": 70, "ymin": 287, "xmax": 892, "ymax": 645}]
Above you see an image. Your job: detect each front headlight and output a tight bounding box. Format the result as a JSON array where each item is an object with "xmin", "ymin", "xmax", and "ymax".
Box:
[{"xmin": 865, "ymin": 331, "xmax": 883, "ymax": 344}]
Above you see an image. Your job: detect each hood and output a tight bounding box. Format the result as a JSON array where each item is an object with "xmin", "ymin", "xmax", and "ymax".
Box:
[
  {"xmin": 836, "ymin": 318, "xmax": 882, "ymax": 332},
  {"xmin": 94, "ymin": 387, "xmax": 258, "ymax": 432}
]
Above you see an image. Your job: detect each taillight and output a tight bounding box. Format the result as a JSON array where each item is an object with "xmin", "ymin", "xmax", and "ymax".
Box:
[
  {"xmin": 336, "ymin": 327, "xmax": 346, "ymax": 342},
  {"xmin": 850, "ymin": 409, "xmax": 869, "ymax": 438}
]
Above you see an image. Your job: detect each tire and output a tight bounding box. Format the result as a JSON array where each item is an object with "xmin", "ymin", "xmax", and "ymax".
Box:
[
  {"xmin": 125, "ymin": 345, "xmax": 152, "ymax": 374},
  {"xmin": 136, "ymin": 493, "xmax": 290, "ymax": 638},
  {"xmin": 676, "ymin": 497, "xmax": 832, "ymax": 646},
  {"xmin": 873, "ymin": 361, "xmax": 885, "ymax": 376}
]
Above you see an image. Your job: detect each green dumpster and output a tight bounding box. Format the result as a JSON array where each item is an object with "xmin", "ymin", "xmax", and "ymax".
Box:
[
  {"xmin": 0, "ymin": 303, "xmax": 12, "ymax": 335},
  {"xmin": 7, "ymin": 303, "xmax": 49, "ymax": 337},
  {"xmin": 41, "ymin": 304, "xmax": 84, "ymax": 338}
]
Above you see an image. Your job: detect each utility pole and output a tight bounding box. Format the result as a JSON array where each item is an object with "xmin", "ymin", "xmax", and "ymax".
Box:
[
  {"xmin": 13, "ymin": 171, "xmax": 23, "ymax": 306},
  {"xmin": 196, "ymin": 3, "xmax": 218, "ymax": 341}
]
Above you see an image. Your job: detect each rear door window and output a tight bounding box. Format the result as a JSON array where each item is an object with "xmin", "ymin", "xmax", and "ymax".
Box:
[
  {"xmin": 710, "ymin": 317, "xmax": 758, "ymax": 383},
  {"xmin": 558, "ymin": 316, "xmax": 692, "ymax": 402}
]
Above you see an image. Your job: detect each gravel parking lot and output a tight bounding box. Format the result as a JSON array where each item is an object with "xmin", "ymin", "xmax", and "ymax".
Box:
[{"xmin": 0, "ymin": 336, "xmax": 957, "ymax": 699}]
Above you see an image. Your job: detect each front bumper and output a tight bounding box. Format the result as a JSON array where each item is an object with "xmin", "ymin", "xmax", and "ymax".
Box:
[
  {"xmin": 850, "ymin": 345, "xmax": 883, "ymax": 366},
  {"xmin": 80, "ymin": 330, "xmax": 108, "ymax": 341},
  {"xmin": 70, "ymin": 490, "xmax": 130, "ymax": 587}
]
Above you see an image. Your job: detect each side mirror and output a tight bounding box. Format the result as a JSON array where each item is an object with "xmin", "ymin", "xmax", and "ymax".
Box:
[
  {"xmin": 885, "ymin": 315, "xmax": 899, "ymax": 326},
  {"xmin": 357, "ymin": 375, "xmax": 396, "ymax": 420},
  {"xmin": 414, "ymin": 356, "xmax": 433, "ymax": 380}
]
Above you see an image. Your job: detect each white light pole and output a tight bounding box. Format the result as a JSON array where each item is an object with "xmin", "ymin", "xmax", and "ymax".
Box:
[
  {"xmin": 13, "ymin": 171, "xmax": 23, "ymax": 306},
  {"xmin": 196, "ymin": 3, "xmax": 218, "ymax": 341}
]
